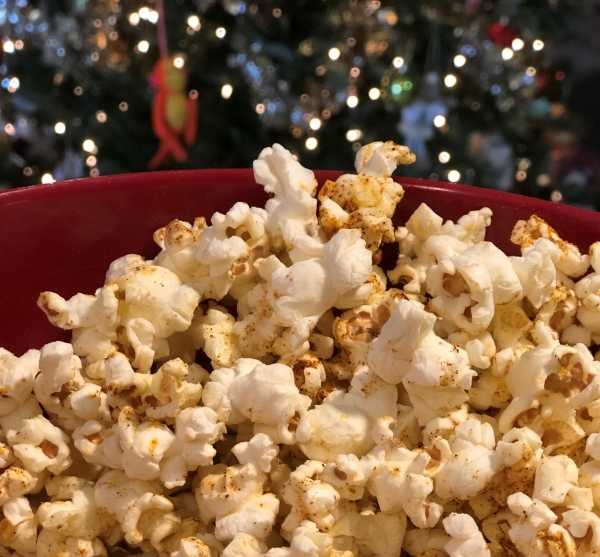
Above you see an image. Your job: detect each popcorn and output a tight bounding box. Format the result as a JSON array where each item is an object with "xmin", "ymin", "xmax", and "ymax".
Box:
[
  {"xmin": 12, "ymin": 140, "xmax": 600, "ymax": 557},
  {"xmin": 442, "ymin": 513, "xmax": 491, "ymax": 557}
]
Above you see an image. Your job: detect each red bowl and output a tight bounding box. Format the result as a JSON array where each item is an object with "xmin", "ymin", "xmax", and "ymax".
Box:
[{"xmin": 2, "ymin": 169, "xmax": 600, "ymax": 356}]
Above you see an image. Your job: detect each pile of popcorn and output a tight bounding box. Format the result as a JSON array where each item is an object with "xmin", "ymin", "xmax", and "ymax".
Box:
[{"xmin": 3, "ymin": 141, "xmax": 600, "ymax": 557}]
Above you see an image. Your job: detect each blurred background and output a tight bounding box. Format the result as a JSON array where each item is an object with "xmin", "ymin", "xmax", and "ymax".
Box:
[{"xmin": 2, "ymin": 0, "xmax": 600, "ymax": 210}]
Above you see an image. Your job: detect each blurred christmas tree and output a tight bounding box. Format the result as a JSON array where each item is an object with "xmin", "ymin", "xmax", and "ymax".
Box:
[{"xmin": 1, "ymin": 0, "xmax": 599, "ymax": 209}]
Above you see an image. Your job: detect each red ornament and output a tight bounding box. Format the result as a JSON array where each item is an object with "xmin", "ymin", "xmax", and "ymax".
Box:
[
  {"xmin": 487, "ymin": 22, "xmax": 517, "ymax": 48},
  {"xmin": 148, "ymin": 56, "xmax": 198, "ymax": 169}
]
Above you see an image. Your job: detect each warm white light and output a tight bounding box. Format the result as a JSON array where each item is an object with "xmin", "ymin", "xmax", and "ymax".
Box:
[
  {"xmin": 173, "ymin": 56, "xmax": 185, "ymax": 69},
  {"xmin": 221, "ymin": 84, "xmax": 233, "ymax": 99},
  {"xmin": 41, "ymin": 173, "xmax": 55, "ymax": 184},
  {"xmin": 453, "ymin": 54, "xmax": 466, "ymax": 68},
  {"xmin": 82, "ymin": 139, "xmax": 97, "ymax": 153},
  {"xmin": 368, "ymin": 87, "xmax": 381, "ymax": 100},
  {"xmin": 346, "ymin": 129, "xmax": 362, "ymax": 141},
  {"xmin": 147, "ymin": 10, "xmax": 159, "ymax": 23},
  {"xmin": 4, "ymin": 123, "xmax": 15, "ymax": 135},
  {"xmin": 187, "ymin": 15, "xmax": 200, "ymax": 30},
  {"xmin": 305, "ymin": 137, "xmax": 318, "ymax": 150},
  {"xmin": 14, "ymin": 40, "xmax": 23, "ymax": 50},
  {"xmin": 533, "ymin": 39, "xmax": 545, "ymax": 51},
  {"xmin": 54, "ymin": 122, "xmax": 66, "ymax": 134},
  {"xmin": 96, "ymin": 111, "xmax": 107, "ymax": 123},
  {"xmin": 438, "ymin": 151, "xmax": 451, "ymax": 163},
  {"xmin": 512, "ymin": 38, "xmax": 524, "ymax": 51},
  {"xmin": 86, "ymin": 155, "xmax": 97, "ymax": 167},
  {"xmin": 309, "ymin": 117, "xmax": 322, "ymax": 130},
  {"xmin": 526, "ymin": 67, "xmax": 536, "ymax": 76},
  {"xmin": 8, "ymin": 77, "xmax": 19, "ymax": 92},
  {"xmin": 137, "ymin": 40, "xmax": 150, "ymax": 53},
  {"xmin": 138, "ymin": 6, "xmax": 150, "ymax": 19},
  {"xmin": 392, "ymin": 56, "xmax": 404, "ymax": 68},
  {"xmin": 346, "ymin": 95, "xmax": 359, "ymax": 108},
  {"xmin": 447, "ymin": 170, "xmax": 461, "ymax": 183},
  {"xmin": 502, "ymin": 48, "xmax": 514, "ymax": 60},
  {"xmin": 433, "ymin": 115, "xmax": 446, "ymax": 128},
  {"xmin": 328, "ymin": 47, "xmax": 341, "ymax": 61},
  {"xmin": 215, "ymin": 27, "xmax": 226, "ymax": 38},
  {"xmin": 128, "ymin": 12, "xmax": 140, "ymax": 25},
  {"xmin": 3, "ymin": 41, "xmax": 14, "ymax": 54},
  {"xmin": 444, "ymin": 74, "xmax": 457, "ymax": 88}
]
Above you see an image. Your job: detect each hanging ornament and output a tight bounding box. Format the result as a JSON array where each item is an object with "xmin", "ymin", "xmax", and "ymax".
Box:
[
  {"xmin": 148, "ymin": 0, "xmax": 198, "ymax": 169},
  {"xmin": 487, "ymin": 22, "xmax": 517, "ymax": 47}
]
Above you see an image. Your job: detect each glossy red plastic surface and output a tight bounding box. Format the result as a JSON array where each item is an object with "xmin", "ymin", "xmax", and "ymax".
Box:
[{"xmin": 2, "ymin": 169, "xmax": 600, "ymax": 356}]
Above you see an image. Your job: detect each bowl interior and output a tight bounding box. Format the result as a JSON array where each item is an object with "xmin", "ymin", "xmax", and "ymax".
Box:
[{"xmin": 2, "ymin": 169, "xmax": 599, "ymax": 356}]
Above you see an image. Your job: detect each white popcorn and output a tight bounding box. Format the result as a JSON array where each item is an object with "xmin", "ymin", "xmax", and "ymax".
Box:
[
  {"xmin": 507, "ymin": 493, "xmax": 577, "ymax": 557},
  {"xmin": 435, "ymin": 418, "xmax": 500, "ymax": 501},
  {"xmin": 15, "ymin": 140, "xmax": 600, "ymax": 557},
  {"xmin": 367, "ymin": 298, "xmax": 436, "ymax": 384},
  {"xmin": 0, "ymin": 497, "xmax": 37, "ymax": 553},
  {"xmin": 228, "ymin": 361, "xmax": 311, "ymax": 444},
  {"xmin": 8, "ymin": 415, "xmax": 71, "ymax": 474},
  {"xmin": 0, "ymin": 348, "xmax": 39, "ymax": 417},
  {"xmin": 161, "ymin": 407, "xmax": 225, "ymax": 488},
  {"xmin": 443, "ymin": 513, "xmax": 490, "ymax": 557},
  {"xmin": 117, "ymin": 406, "xmax": 175, "ymax": 481}
]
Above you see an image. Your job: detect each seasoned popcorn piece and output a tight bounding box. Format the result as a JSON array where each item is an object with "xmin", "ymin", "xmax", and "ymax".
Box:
[
  {"xmin": 402, "ymin": 528, "xmax": 450, "ymax": 557},
  {"xmin": 36, "ymin": 529, "xmax": 108, "ymax": 557},
  {"xmin": 507, "ymin": 493, "xmax": 577, "ymax": 557},
  {"xmin": 511, "ymin": 215, "xmax": 590, "ymax": 277},
  {"xmin": 196, "ymin": 435, "xmax": 279, "ymax": 542}
]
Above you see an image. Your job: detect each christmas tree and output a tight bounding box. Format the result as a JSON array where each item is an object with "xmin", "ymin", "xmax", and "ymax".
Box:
[{"xmin": 1, "ymin": 0, "xmax": 598, "ymax": 209}]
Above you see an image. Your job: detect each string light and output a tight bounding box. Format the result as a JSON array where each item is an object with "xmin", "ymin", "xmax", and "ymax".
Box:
[
  {"xmin": 137, "ymin": 40, "xmax": 150, "ymax": 53},
  {"xmin": 550, "ymin": 190, "xmax": 562, "ymax": 202},
  {"xmin": 41, "ymin": 173, "xmax": 55, "ymax": 184},
  {"xmin": 4, "ymin": 123, "xmax": 15, "ymax": 135},
  {"xmin": 74, "ymin": 86, "xmax": 83, "ymax": 95},
  {"xmin": 453, "ymin": 54, "xmax": 466, "ymax": 68},
  {"xmin": 444, "ymin": 74, "xmax": 457, "ymax": 87},
  {"xmin": 447, "ymin": 170, "xmax": 461, "ymax": 183},
  {"xmin": 433, "ymin": 115, "xmax": 447, "ymax": 128},
  {"xmin": 328, "ymin": 47, "xmax": 341, "ymax": 61},
  {"xmin": 512, "ymin": 38, "xmax": 524, "ymax": 51},
  {"xmin": 526, "ymin": 67, "xmax": 536, "ymax": 76},
  {"xmin": 309, "ymin": 117, "xmax": 322, "ymax": 130},
  {"xmin": 119, "ymin": 102, "xmax": 129, "ymax": 111},
  {"xmin": 392, "ymin": 56, "xmax": 404, "ymax": 68},
  {"xmin": 305, "ymin": 137, "xmax": 318, "ymax": 150},
  {"xmin": 82, "ymin": 139, "xmax": 97, "ymax": 154},
  {"xmin": 438, "ymin": 151, "xmax": 450, "ymax": 163},
  {"xmin": 7, "ymin": 77, "xmax": 19, "ymax": 92},
  {"xmin": 533, "ymin": 39, "xmax": 545, "ymax": 51},
  {"xmin": 147, "ymin": 10, "xmax": 159, "ymax": 24},
  {"xmin": 255, "ymin": 103, "xmax": 265, "ymax": 114},
  {"xmin": 173, "ymin": 56, "xmax": 185, "ymax": 68},
  {"xmin": 14, "ymin": 40, "xmax": 23, "ymax": 50},
  {"xmin": 54, "ymin": 122, "xmax": 66, "ymax": 134},
  {"xmin": 187, "ymin": 15, "xmax": 200, "ymax": 30},
  {"xmin": 501, "ymin": 48, "xmax": 514, "ymax": 60},
  {"xmin": 221, "ymin": 84, "xmax": 233, "ymax": 99},
  {"xmin": 537, "ymin": 174, "xmax": 551, "ymax": 187},
  {"xmin": 346, "ymin": 95, "xmax": 359, "ymax": 108},
  {"xmin": 128, "ymin": 13, "xmax": 140, "ymax": 25},
  {"xmin": 346, "ymin": 129, "xmax": 362, "ymax": 141},
  {"xmin": 96, "ymin": 111, "xmax": 107, "ymax": 123},
  {"xmin": 3, "ymin": 41, "xmax": 14, "ymax": 53},
  {"xmin": 86, "ymin": 155, "xmax": 97, "ymax": 167},
  {"xmin": 368, "ymin": 87, "xmax": 381, "ymax": 100},
  {"xmin": 138, "ymin": 7, "xmax": 150, "ymax": 19},
  {"xmin": 215, "ymin": 27, "xmax": 226, "ymax": 38},
  {"xmin": 516, "ymin": 170, "xmax": 527, "ymax": 181}
]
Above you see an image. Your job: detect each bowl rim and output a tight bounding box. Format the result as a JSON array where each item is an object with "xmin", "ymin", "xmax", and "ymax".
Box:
[{"xmin": 1, "ymin": 168, "xmax": 598, "ymax": 223}]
